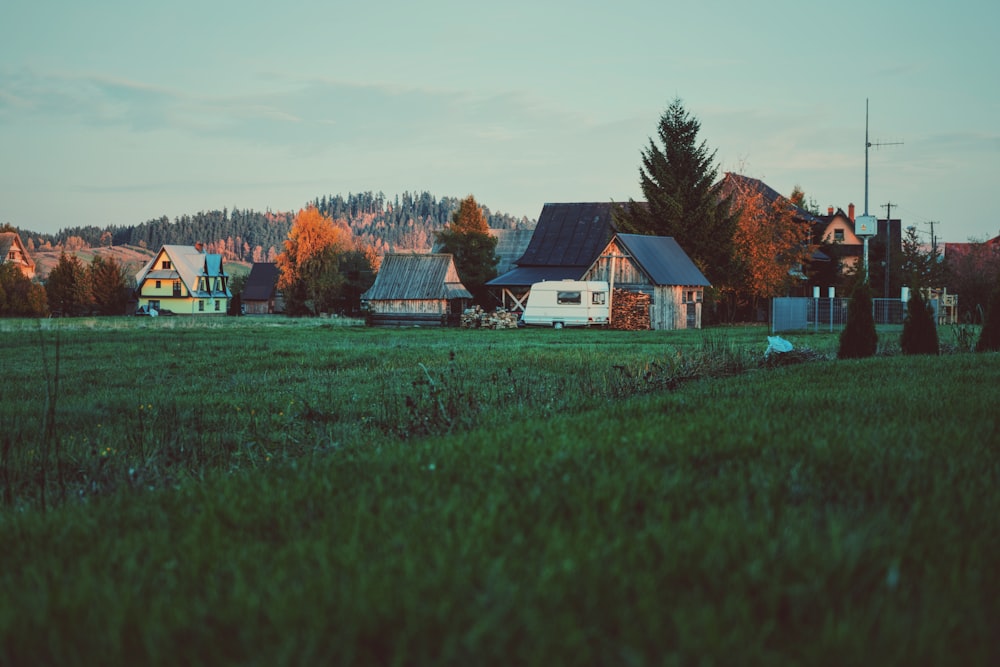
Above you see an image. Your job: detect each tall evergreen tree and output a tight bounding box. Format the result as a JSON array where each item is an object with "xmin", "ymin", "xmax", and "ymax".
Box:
[
  {"xmin": 89, "ymin": 256, "xmax": 130, "ymax": 316},
  {"xmin": 615, "ymin": 98, "xmax": 737, "ymax": 289},
  {"xmin": 900, "ymin": 288, "xmax": 939, "ymax": 355},
  {"xmin": 46, "ymin": 253, "xmax": 93, "ymax": 316},
  {"xmin": 435, "ymin": 195, "xmax": 499, "ymax": 306}
]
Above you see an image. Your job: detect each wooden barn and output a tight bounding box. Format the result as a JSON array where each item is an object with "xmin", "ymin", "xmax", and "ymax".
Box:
[
  {"xmin": 487, "ymin": 202, "xmax": 616, "ymax": 312},
  {"xmin": 241, "ymin": 262, "xmax": 284, "ymax": 314},
  {"xmin": 362, "ymin": 253, "xmax": 472, "ymax": 327},
  {"xmin": 583, "ymin": 234, "xmax": 710, "ymax": 330}
]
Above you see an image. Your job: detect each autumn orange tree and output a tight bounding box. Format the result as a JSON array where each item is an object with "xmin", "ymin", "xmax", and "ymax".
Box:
[
  {"xmin": 727, "ymin": 175, "xmax": 813, "ymax": 317},
  {"xmin": 276, "ymin": 207, "xmax": 355, "ymax": 316},
  {"xmin": 434, "ymin": 195, "xmax": 498, "ymax": 305}
]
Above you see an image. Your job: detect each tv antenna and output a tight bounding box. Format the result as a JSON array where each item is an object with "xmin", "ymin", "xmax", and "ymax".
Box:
[{"xmin": 859, "ymin": 98, "xmax": 902, "ymax": 280}]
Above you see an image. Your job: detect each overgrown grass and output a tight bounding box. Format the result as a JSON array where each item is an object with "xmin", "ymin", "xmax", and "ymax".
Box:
[{"xmin": 0, "ymin": 318, "xmax": 997, "ymax": 665}]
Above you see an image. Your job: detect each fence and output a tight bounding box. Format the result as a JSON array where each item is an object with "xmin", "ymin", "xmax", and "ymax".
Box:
[{"xmin": 771, "ymin": 297, "xmax": 907, "ymax": 333}]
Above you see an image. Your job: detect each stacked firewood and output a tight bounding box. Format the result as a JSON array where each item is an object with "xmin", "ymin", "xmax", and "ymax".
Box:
[
  {"xmin": 460, "ymin": 307, "xmax": 520, "ymax": 330},
  {"xmin": 610, "ymin": 289, "xmax": 651, "ymax": 330}
]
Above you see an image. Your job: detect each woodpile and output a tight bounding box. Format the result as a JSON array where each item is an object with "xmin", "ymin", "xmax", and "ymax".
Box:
[
  {"xmin": 610, "ymin": 289, "xmax": 650, "ymax": 330},
  {"xmin": 461, "ymin": 307, "xmax": 520, "ymax": 329}
]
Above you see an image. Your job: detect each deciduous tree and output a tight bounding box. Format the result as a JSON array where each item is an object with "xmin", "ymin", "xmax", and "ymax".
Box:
[
  {"xmin": 0, "ymin": 263, "xmax": 48, "ymax": 317},
  {"xmin": 276, "ymin": 207, "xmax": 354, "ymax": 316},
  {"xmin": 727, "ymin": 174, "xmax": 813, "ymax": 314}
]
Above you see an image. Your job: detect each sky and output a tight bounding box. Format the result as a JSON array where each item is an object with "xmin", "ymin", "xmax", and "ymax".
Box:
[{"xmin": 2, "ymin": 0, "xmax": 998, "ymax": 243}]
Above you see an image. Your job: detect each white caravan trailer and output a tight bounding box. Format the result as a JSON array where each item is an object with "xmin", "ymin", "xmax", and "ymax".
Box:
[{"xmin": 522, "ymin": 280, "xmax": 609, "ymax": 328}]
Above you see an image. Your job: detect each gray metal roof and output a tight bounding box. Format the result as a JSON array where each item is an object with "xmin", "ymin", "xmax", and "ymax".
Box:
[
  {"xmin": 615, "ymin": 234, "xmax": 710, "ymax": 287},
  {"xmin": 362, "ymin": 253, "xmax": 472, "ymax": 301}
]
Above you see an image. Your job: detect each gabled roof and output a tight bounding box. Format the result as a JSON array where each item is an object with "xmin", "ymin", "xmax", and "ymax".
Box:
[
  {"xmin": 514, "ymin": 203, "xmax": 617, "ymax": 267},
  {"xmin": 491, "ymin": 228, "xmax": 535, "ymax": 275},
  {"xmin": 488, "ymin": 203, "xmax": 618, "ymax": 287},
  {"xmin": 0, "ymin": 231, "xmax": 35, "ymax": 274},
  {"xmin": 242, "ymin": 262, "xmax": 281, "ymax": 301},
  {"xmin": 719, "ymin": 173, "xmax": 825, "ymax": 226},
  {"xmin": 135, "ymin": 245, "xmax": 231, "ymax": 297},
  {"xmin": 362, "ymin": 253, "xmax": 472, "ymax": 301},
  {"xmin": 614, "ymin": 234, "xmax": 710, "ymax": 287}
]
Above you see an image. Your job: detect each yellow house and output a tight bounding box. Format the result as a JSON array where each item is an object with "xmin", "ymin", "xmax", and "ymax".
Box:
[{"xmin": 135, "ymin": 244, "xmax": 231, "ymax": 315}]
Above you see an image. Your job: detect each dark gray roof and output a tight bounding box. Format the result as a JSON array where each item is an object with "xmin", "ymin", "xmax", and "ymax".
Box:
[
  {"xmin": 362, "ymin": 253, "xmax": 472, "ymax": 301},
  {"xmin": 486, "ymin": 266, "xmax": 583, "ymax": 287},
  {"xmin": 615, "ymin": 234, "xmax": 710, "ymax": 287},
  {"xmin": 242, "ymin": 262, "xmax": 280, "ymax": 301},
  {"xmin": 515, "ymin": 203, "xmax": 617, "ymax": 267},
  {"xmin": 719, "ymin": 173, "xmax": 824, "ymax": 225}
]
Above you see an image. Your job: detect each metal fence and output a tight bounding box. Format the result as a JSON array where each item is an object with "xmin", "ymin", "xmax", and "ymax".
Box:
[{"xmin": 771, "ymin": 297, "xmax": 907, "ymax": 333}]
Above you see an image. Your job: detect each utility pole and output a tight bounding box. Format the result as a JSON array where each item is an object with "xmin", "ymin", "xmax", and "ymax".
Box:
[
  {"xmin": 859, "ymin": 99, "xmax": 903, "ymax": 282},
  {"xmin": 881, "ymin": 201, "xmax": 896, "ymax": 298}
]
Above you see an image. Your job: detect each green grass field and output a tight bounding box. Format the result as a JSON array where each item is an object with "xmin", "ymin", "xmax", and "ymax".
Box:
[{"xmin": 1, "ymin": 317, "xmax": 997, "ymax": 665}]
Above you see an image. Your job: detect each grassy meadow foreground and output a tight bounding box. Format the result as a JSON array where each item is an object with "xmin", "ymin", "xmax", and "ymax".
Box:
[{"xmin": 1, "ymin": 317, "xmax": 998, "ymax": 665}]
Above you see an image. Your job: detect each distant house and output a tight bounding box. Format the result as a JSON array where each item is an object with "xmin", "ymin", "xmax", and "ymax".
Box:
[
  {"xmin": 582, "ymin": 234, "xmax": 710, "ymax": 330},
  {"xmin": 0, "ymin": 231, "xmax": 35, "ymax": 279},
  {"xmin": 134, "ymin": 243, "xmax": 232, "ymax": 315},
  {"xmin": 242, "ymin": 262, "xmax": 284, "ymax": 314},
  {"xmin": 362, "ymin": 253, "xmax": 472, "ymax": 326}
]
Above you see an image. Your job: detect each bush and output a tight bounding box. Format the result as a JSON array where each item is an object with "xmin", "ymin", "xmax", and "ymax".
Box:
[
  {"xmin": 975, "ymin": 280, "xmax": 1000, "ymax": 352},
  {"xmin": 838, "ymin": 280, "xmax": 877, "ymax": 359},
  {"xmin": 901, "ymin": 289, "xmax": 939, "ymax": 355}
]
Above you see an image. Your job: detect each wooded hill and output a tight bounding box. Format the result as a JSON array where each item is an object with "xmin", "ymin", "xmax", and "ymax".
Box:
[{"xmin": 17, "ymin": 191, "xmax": 535, "ymax": 265}]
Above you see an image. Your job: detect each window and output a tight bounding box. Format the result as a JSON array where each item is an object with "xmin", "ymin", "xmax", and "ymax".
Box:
[
  {"xmin": 155, "ymin": 280, "xmax": 161, "ymax": 289},
  {"xmin": 592, "ymin": 292, "xmax": 606, "ymax": 305},
  {"xmin": 834, "ymin": 229, "xmax": 845, "ymax": 242},
  {"xmin": 557, "ymin": 291, "xmax": 581, "ymax": 305},
  {"xmin": 173, "ymin": 281, "xmax": 181, "ymax": 297},
  {"xmin": 199, "ymin": 300, "xmax": 205, "ymax": 312},
  {"xmin": 215, "ymin": 300, "xmax": 221, "ymax": 311},
  {"xmin": 149, "ymin": 300, "xmax": 160, "ymax": 311},
  {"xmin": 161, "ymin": 260, "xmax": 171, "ymax": 270}
]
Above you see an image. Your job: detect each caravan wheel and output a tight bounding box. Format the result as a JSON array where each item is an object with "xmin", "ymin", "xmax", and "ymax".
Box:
[{"xmin": 553, "ymin": 321, "xmax": 564, "ymax": 329}]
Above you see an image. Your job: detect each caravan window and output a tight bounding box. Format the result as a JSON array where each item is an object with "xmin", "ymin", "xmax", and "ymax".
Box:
[
  {"xmin": 557, "ymin": 291, "xmax": 581, "ymax": 305},
  {"xmin": 592, "ymin": 292, "xmax": 606, "ymax": 305}
]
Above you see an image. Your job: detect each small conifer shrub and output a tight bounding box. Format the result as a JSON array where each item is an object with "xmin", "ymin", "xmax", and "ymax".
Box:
[
  {"xmin": 975, "ymin": 281, "xmax": 1000, "ymax": 352},
  {"xmin": 838, "ymin": 280, "xmax": 878, "ymax": 359},
  {"xmin": 900, "ymin": 289, "xmax": 939, "ymax": 355}
]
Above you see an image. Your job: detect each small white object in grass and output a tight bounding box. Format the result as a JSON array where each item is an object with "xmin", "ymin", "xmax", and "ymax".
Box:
[{"xmin": 765, "ymin": 336, "xmax": 793, "ymax": 358}]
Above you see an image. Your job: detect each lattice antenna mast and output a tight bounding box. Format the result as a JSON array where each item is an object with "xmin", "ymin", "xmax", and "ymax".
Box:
[
  {"xmin": 864, "ymin": 98, "xmax": 903, "ymax": 216},
  {"xmin": 860, "ymin": 99, "xmax": 902, "ymax": 281}
]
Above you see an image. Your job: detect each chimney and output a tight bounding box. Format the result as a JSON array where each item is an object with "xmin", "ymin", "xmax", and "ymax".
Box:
[
  {"xmin": 848, "ymin": 203, "xmax": 855, "ymax": 222},
  {"xmin": 827, "ymin": 206, "xmax": 834, "ymax": 216},
  {"xmin": 195, "ymin": 241, "xmax": 204, "ymax": 253}
]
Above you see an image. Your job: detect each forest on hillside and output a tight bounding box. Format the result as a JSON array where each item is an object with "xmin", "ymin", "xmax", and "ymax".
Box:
[{"xmin": 16, "ymin": 191, "xmax": 535, "ymax": 263}]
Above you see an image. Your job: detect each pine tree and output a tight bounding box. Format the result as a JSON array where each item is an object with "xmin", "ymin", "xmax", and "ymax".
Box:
[
  {"xmin": 838, "ymin": 279, "xmax": 878, "ymax": 359},
  {"xmin": 45, "ymin": 253, "xmax": 93, "ymax": 316},
  {"xmin": 89, "ymin": 256, "xmax": 130, "ymax": 316},
  {"xmin": 435, "ymin": 195, "xmax": 498, "ymax": 306},
  {"xmin": 614, "ymin": 98, "xmax": 737, "ymax": 289}
]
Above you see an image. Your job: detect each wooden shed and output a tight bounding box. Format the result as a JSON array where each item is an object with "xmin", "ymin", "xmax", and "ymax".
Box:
[
  {"xmin": 362, "ymin": 253, "xmax": 472, "ymax": 326},
  {"xmin": 242, "ymin": 262, "xmax": 284, "ymax": 314},
  {"xmin": 583, "ymin": 234, "xmax": 710, "ymax": 330}
]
